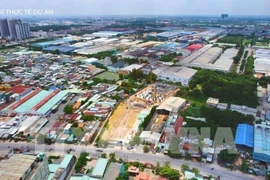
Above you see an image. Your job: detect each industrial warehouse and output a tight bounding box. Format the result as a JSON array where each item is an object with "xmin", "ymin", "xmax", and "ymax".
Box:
[
  {"xmin": 180, "ymin": 45, "xmax": 238, "ymax": 72},
  {"xmin": 2, "ymin": 88, "xmax": 69, "ymax": 116}
]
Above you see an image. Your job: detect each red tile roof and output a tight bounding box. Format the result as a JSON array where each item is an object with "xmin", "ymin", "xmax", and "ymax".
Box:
[
  {"xmin": 6, "ymin": 86, "xmax": 31, "ymax": 94},
  {"xmin": 186, "ymin": 44, "xmax": 202, "ymax": 51},
  {"xmin": 174, "ymin": 116, "xmax": 183, "ymax": 135}
]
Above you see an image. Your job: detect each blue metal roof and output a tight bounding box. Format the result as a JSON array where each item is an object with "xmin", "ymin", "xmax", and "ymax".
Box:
[
  {"xmin": 235, "ymin": 124, "xmax": 254, "ymax": 148},
  {"xmin": 253, "ymin": 124, "xmax": 270, "ymax": 162},
  {"xmin": 43, "ymin": 46, "xmax": 76, "ymax": 53}
]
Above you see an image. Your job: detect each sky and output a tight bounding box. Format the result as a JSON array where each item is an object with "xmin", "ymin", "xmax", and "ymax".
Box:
[{"xmin": 1, "ymin": 0, "xmax": 269, "ymax": 16}]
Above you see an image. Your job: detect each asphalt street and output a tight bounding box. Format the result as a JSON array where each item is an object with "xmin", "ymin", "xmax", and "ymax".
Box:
[{"xmin": 1, "ymin": 142, "xmax": 263, "ymax": 180}]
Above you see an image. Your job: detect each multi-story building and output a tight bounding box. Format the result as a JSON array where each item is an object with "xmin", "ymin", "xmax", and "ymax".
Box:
[
  {"xmin": 7, "ymin": 19, "xmax": 21, "ymax": 39},
  {"xmin": 15, "ymin": 22, "xmax": 31, "ymax": 40},
  {"xmin": 0, "ymin": 19, "xmax": 10, "ymax": 38},
  {"xmin": 0, "ymin": 19, "xmax": 30, "ymax": 40}
]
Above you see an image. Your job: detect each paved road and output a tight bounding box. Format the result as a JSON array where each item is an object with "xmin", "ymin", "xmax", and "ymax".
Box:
[
  {"xmin": 2, "ymin": 142, "xmax": 262, "ymax": 180},
  {"xmin": 236, "ymin": 48, "xmax": 251, "ymax": 74}
]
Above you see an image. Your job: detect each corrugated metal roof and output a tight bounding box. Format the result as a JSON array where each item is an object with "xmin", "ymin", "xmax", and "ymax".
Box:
[
  {"xmin": 91, "ymin": 158, "xmax": 108, "ymax": 177},
  {"xmin": 235, "ymin": 124, "xmax": 254, "ymax": 148}
]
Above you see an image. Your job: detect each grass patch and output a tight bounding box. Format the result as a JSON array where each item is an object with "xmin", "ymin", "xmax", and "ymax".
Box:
[
  {"xmin": 242, "ymin": 39, "xmax": 252, "ymax": 46},
  {"xmin": 255, "ymin": 42, "xmax": 269, "ymax": 47},
  {"xmin": 183, "ymin": 106, "xmax": 202, "ymax": 117},
  {"xmin": 95, "ymin": 71, "xmax": 119, "ymax": 81},
  {"xmin": 187, "ymin": 95, "xmax": 208, "ymax": 107}
]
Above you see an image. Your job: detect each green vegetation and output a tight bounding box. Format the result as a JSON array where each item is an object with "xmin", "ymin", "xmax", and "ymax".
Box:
[
  {"xmin": 218, "ymin": 149, "xmax": 237, "ymax": 164},
  {"xmin": 217, "ymin": 36, "xmax": 244, "ymax": 45},
  {"xmin": 95, "ymin": 72, "xmax": 120, "ymax": 81},
  {"xmin": 129, "ymin": 135, "xmax": 141, "ymax": 146},
  {"xmin": 75, "ymin": 152, "xmax": 89, "ymax": 173},
  {"xmin": 255, "ymin": 42, "xmax": 269, "ymax": 47},
  {"xmin": 243, "ymin": 50, "xmax": 249, "ymax": 59},
  {"xmin": 258, "ymin": 76, "xmax": 270, "ymax": 88},
  {"xmin": 233, "ymin": 45, "xmax": 244, "ymax": 64},
  {"xmin": 101, "ymin": 153, "xmax": 107, "ymax": 158},
  {"xmin": 182, "ymin": 106, "xmax": 202, "ymax": 117},
  {"xmin": 121, "ymin": 58, "xmax": 139, "ymax": 65},
  {"xmin": 188, "ymin": 70, "xmax": 258, "ymax": 107},
  {"xmin": 86, "ymin": 51, "xmax": 117, "ymax": 63},
  {"xmin": 155, "ymin": 162, "xmax": 181, "ymax": 180},
  {"xmin": 159, "ymin": 52, "xmax": 181, "ymax": 62},
  {"xmin": 181, "ymin": 164, "xmax": 190, "ymax": 172},
  {"xmin": 244, "ymin": 56, "xmax": 255, "ymax": 75},
  {"xmin": 63, "ymin": 104, "xmax": 74, "ymax": 114},
  {"xmin": 240, "ymin": 160, "xmax": 249, "ymax": 173},
  {"xmin": 242, "ymin": 39, "xmax": 252, "ymax": 46},
  {"xmin": 48, "ymin": 155, "xmax": 60, "ymax": 164},
  {"xmin": 109, "ymin": 152, "xmax": 116, "ymax": 161},
  {"xmin": 143, "ymin": 145, "xmax": 150, "ymax": 153},
  {"xmin": 192, "ymin": 167, "xmax": 200, "ymax": 174},
  {"xmin": 239, "ymin": 59, "xmax": 246, "ymax": 71},
  {"xmin": 184, "ymin": 107, "xmax": 254, "ymax": 139},
  {"xmin": 139, "ymin": 106, "xmax": 157, "ymax": 130},
  {"xmin": 97, "ymin": 139, "xmax": 109, "ymax": 148}
]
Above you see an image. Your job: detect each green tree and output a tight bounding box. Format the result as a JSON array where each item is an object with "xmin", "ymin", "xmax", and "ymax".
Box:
[
  {"xmin": 181, "ymin": 164, "xmax": 190, "ymax": 172},
  {"xmin": 143, "ymin": 145, "xmax": 150, "ymax": 153},
  {"xmin": 129, "ymin": 136, "xmax": 141, "ymax": 146},
  {"xmin": 36, "ymin": 134, "xmax": 46, "ymax": 144},
  {"xmin": 54, "ymin": 49, "xmax": 60, "ymax": 55},
  {"xmin": 119, "ymin": 73, "xmax": 124, "ymax": 80},
  {"xmin": 241, "ymin": 160, "xmax": 249, "ymax": 173},
  {"xmin": 101, "ymin": 153, "xmax": 107, "ymax": 158},
  {"xmin": 97, "ymin": 139, "xmax": 109, "ymax": 148},
  {"xmin": 192, "ymin": 167, "xmax": 200, "ymax": 174},
  {"xmin": 218, "ymin": 149, "xmax": 237, "ymax": 164},
  {"xmin": 64, "ymin": 104, "xmax": 74, "ymax": 114},
  {"xmin": 109, "ymin": 152, "xmax": 116, "ymax": 161}
]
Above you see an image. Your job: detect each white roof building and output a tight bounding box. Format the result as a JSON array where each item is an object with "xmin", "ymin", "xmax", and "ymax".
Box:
[
  {"xmin": 139, "ymin": 131, "xmax": 161, "ymax": 145},
  {"xmin": 157, "ymin": 97, "xmax": 186, "ymax": 113},
  {"xmin": 153, "ymin": 66, "xmax": 197, "ymax": 86},
  {"xmin": 119, "ymin": 64, "xmax": 144, "ymax": 73}
]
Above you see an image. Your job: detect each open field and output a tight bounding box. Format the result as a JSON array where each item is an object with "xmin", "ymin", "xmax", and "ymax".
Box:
[
  {"xmin": 102, "ymin": 101, "xmax": 143, "ymax": 141},
  {"xmin": 102, "ymin": 83, "xmax": 179, "ymax": 141},
  {"xmin": 255, "ymin": 42, "xmax": 269, "ymax": 47},
  {"xmin": 95, "ymin": 71, "xmax": 119, "ymax": 81}
]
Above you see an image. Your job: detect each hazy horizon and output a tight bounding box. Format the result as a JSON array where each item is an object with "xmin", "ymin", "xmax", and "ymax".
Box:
[{"xmin": 1, "ymin": 0, "xmax": 269, "ymax": 17}]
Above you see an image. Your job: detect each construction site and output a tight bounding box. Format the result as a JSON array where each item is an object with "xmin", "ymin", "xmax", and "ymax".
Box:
[{"xmin": 102, "ymin": 83, "xmax": 179, "ymax": 142}]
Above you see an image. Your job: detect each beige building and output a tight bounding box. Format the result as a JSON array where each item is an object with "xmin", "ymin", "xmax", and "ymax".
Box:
[{"xmin": 0, "ymin": 153, "xmax": 49, "ymax": 180}]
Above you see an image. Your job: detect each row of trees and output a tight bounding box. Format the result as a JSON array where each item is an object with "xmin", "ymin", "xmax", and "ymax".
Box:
[
  {"xmin": 244, "ymin": 56, "xmax": 255, "ymax": 75},
  {"xmin": 217, "ymin": 36, "xmax": 244, "ymax": 45},
  {"xmin": 75, "ymin": 152, "xmax": 89, "ymax": 173},
  {"xmin": 139, "ymin": 106, "xmax": 157, "ymax": 130},
  {"xmin": 86, "ymin": 51, "xmax": 117, "ymax": 63},
  {"xmin": 233, "ymin": 45, "xmax": 245, "ymax": 64}
]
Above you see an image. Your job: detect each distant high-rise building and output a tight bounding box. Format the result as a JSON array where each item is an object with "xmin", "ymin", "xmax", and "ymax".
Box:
[
  {"xmin": 221, "ymin": 14, "xmax": 229, "ymax": 20},
  {"xmin": 0, "ymin": 19, "xmax": 10, "ymax": 38},
  {"xmin": 15, "ymin": 22, "xmax": 31, "ymax": 40},
  {"xmin": 7, "ymin": 19, "xmax": 21, "ymax": 39}
]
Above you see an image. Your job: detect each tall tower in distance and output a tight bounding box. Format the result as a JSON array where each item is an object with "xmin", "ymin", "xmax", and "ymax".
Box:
[
  {"xmin": 7, "ymin": 19, "xmax": 21, "ymax": 40},
  {"xmin": 0, "ymin": 19, "xmax": 10, "ymax": 38},
  {"xmin": 221, "ymin": 14, "xmax": 229, "ymax": 20}
]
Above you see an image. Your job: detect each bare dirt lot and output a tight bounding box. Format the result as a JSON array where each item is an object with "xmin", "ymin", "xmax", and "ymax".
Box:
[{"xmin": 102, "ymin": 83, "xmax": 178, "ymax": 141}]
